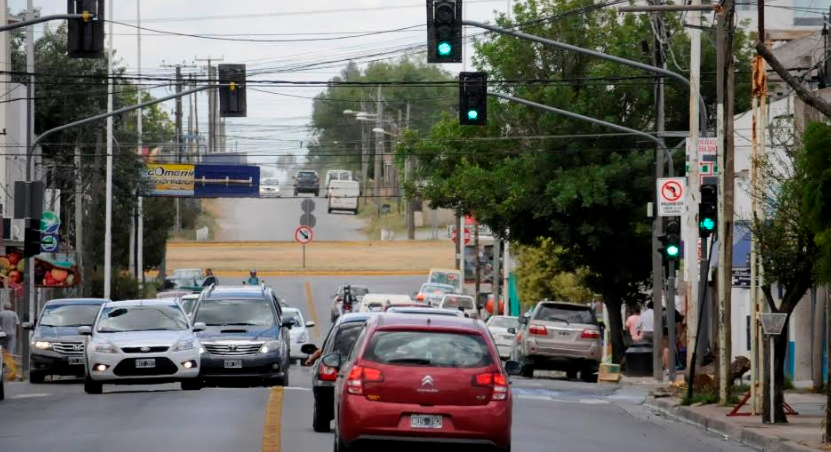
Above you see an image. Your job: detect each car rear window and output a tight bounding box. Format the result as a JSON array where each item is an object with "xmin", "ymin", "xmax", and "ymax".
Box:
[
  {"xmin": 298, "ymin": 172, "xmax": 316, "ymax": 179},
  {"xmin": 363, "ymin": 331, "xmax": 493, "ymax": 368},
  {"xmin": 442, "ymin": 296, "xmax": 474, "ymax": 310},
  {"xmin": 332, "ymin": 323, "xmax": 365, "ymax": 356},
  {"xmin": 535, "ymin": 304, "xmax": 595, "ymax": 324}
]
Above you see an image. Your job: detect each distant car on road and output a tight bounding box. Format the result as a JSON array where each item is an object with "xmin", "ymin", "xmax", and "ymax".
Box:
[
  {"xmin": 80, "ymin": 298, "xmax": 204, "ymax": 394},
  {"xmin": 438, "ymin": 294, "xmax": 478, "ymax": 319},
  {"xmin": 294, "ymin": 170, "xmax": 320, "ymax": 197},
  {"xmin": 327, "ymin": 180, "xmax": 360, "ymax": 214},
  {"xmin": 512, "ymin": 301, "xmax": 600, "ymax": 382},
  {"xmin": 326, "ymin": 313, "xmax": 519, "ymax": 452},
  {"xmin": 283, "ymin": 307, "xmax": 316, "ymax": 360},
  {"xmin": 302, "ymin": 312, "xmax": 373, "ymax": 432},
  {"xmin": 427, "ymin": 267, "xmax": 463, "ymax": 293},
  {"xmin": 259, "ymin": 177, "xmax": 282, "ymax": 198},
  {"xmin": 358, "ymin": 293, "xmax": 413, "ymax": 313},
  {"xmin": 171, "ymin": 268, "xmax": 203, "ymax": 281},
  {"xmin": 385, "ymin": 306, "xmax": 464, "ymax": 317},
  {"xmin": 192, "ymin": 285, "xmax": 293, "ymax": 387},
  {"xmin": 486, "ymin": 315, "xmax": 520, "ymax": 360},
  {"xmin": 415, "ymin": 283, "xmax": 456, "ymax": 307},
  {"xmin": 331, "ymin": 285, "xmax": 369, "ymax": 322},
  {"xmin": 23, "ymin": 298, "xmax": 108, "ymax": 383}
]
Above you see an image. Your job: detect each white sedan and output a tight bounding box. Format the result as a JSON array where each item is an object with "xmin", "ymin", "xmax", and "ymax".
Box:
[
  {"xmin": 259, "ymin": 178, "xmax": 282, "ymax": 197},
  {"xmin": 486, "ymin": 315, "xmax": 520, "ymax": 360},
  {"xmin": 282, "ymin": 307, "xmax": 315, "ymax": 359},
  {"xmin": 80, "ymin": 299, "xmax": 205, "ymax": 394}
]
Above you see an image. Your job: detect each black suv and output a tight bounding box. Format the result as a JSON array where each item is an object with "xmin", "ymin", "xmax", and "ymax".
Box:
[
  {"xmin": 193, "ymin": 285, "xmax": 293, "ymax": 387},
  {"xmin": 294, "ymin": 171, "xmax": 320, "ymax": 197}
]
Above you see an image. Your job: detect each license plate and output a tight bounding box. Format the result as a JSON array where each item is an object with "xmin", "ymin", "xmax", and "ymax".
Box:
[
  {"xmin": 558, "ymin": 331, "xmax": 570, "ymax": 336},
  {"xmin": 224, "ymin": 359, "xmax": 243, "ymax": 369},
  {"xmin": 135, "ymin": 359, "xmax": 156, "ymax": 369},
  {"xmin": 411, "ymin": 414, "xmax": 443, "ymax": 429},
  {"xmin": 68, "ymin": 357, "xmax": 84, "ymax": 366}
]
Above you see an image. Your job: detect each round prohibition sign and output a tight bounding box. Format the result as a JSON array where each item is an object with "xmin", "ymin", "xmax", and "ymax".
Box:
[
  {"xmin": 660, "ymin": 180, "xmax": 683, "ymax": 202},
  {"xmin": 295, "ymin": 226, "xmax": 314, "ymax": 244}
]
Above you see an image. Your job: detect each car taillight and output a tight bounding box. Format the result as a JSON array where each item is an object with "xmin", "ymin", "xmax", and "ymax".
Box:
[
  {"xmin": 346, "ymin": 365, "xmax": 384, "ymax": 395},
  {"xmin": 529, "ymin": 325, "xmax": 548, "ymax": 336},
  {"xmin": 318, "ymin": 364, "xmax": 338, "ymax": 381},
  {"xmin": 581, "ymin": 329, "xmax": 600, "ymax": 339},
  {"xmin": 472, "ymin": 372, "xmax": 509, "ymax": 401}
]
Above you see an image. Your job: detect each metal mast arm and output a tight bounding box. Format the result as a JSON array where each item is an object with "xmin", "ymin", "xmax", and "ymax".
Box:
[{"xmin": 0, "ymin": 14, "xmax": 92, "ymax": 32}]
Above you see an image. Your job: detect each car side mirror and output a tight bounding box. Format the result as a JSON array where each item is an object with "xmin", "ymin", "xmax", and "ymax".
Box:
[
  {"xmin": 321, "ymin": 353, "xmax": 342, "ymax": 369},
  {"xmin": 518, "ymin": 316, "xmax": 528, "ymax": 325},
  {"xmin": 281, "ymin": 320, "xmax": 294, "ymax": 329},
  {"xmin": 305, "ymin": 321, "xmax": 316, "ymax": 328},
  {"xmin": 300, "ymin": 343, "xmax": 318, "ymax": 355},
  {"xmin": 507, "ymin": 327, "xmax": 517, "ymax": 335},
  {"xmin": 22, "ymin": 322, "xmax": 34, "ymax": 330},
  {"xmin": 78, "ymin": 326, "xmax": 92, "ymax": 336},
  {"xmin": 504, "ymin": 360, "xmax": 524, "ymax": 376},
  {"xmin": 192, "ymin": 322, "xmax": 206, "ymax": 332}
]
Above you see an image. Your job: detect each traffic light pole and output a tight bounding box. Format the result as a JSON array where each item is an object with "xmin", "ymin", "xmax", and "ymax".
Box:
[
  {"xmin": 668, "ymin": 260, "xmax": 677, "ymax": 381},
  {"xmin": 0, "ymin": 14, "xmax": 91, "ymax": 32}
]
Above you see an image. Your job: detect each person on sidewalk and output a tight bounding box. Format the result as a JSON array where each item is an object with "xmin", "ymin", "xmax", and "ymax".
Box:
[
  {"xmin": 0, "ymin": 301, "xmax": 20, "ymax": 355},
  {"xmin": 624, "ymin": 307, "xmax": 643, "ymax": 343},
  {"xmin": 640, "ymin": 302, "xmax": 655, "ymax": 343},
  {"xmin": 246, "ymin": 269, "xmax": 260, "ymax": 286},
  {"xmin": 202, "ymin": 268, "xmax": 218, "ymax": 287}
]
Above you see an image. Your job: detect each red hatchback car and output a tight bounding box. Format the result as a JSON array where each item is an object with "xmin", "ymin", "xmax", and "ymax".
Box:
[{"xmin": 324, "ymin": 314, "xmax": 516, "ymax": 452}]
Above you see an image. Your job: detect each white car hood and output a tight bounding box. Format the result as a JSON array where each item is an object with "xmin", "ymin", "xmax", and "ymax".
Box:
[
  {"xmin": 95, "ymin": 330, "xmax": 190, "ymax": 348},
  {"xmin": 289, "ymin": 326, "xmax": 307, "ymax": 340}
]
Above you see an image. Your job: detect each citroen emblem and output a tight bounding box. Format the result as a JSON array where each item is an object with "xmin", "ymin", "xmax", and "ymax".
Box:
[
  {"xmin": 421, "ymin": 375, "xmax": 434, "ymax": 387},
  {"xmin": 140, "ymin": 346, "xmax": 151, "ymax": 353}
]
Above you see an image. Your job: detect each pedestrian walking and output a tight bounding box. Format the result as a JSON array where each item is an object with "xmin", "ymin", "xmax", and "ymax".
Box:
[
  {"xmin": 624, "ymin": 307, "xmax": 643, "ymax": 343},
  {"xmin": 0, "ymin": 301, "xmax": 20, "ymax": 355}
]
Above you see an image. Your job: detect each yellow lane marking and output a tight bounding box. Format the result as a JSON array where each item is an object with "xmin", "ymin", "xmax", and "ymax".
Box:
[
  {"xmin": 305, "ymin": 281, "xmax": 321, "ymax": 340},
  {"xmin": 261, "ymin": 387, "xmax": 284, "ymax": 452}
]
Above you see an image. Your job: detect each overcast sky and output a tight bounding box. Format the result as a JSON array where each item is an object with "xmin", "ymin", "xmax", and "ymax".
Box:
[{"xmin": 10, "ymin": 0, "xmax": 512, "ymax": 173}]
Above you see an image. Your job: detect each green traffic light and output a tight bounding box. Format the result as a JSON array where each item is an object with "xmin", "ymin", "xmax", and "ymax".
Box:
[
  {"xmin": 700, "ymin": 217, "xmax": 716, "ymax": 231},
  {"xmin": 437, "ymin": 41, "xmax": 452, "ymax": 56},
  {"xmin": 467, "ymin": 109, "xmax": 479, "ymax": 120},
  {"xmin": 666, "ymin": 244, "xmax": 680, "ymax": 257}
]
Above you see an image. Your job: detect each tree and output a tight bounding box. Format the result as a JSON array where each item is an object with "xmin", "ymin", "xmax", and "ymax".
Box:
[
  {"xmin": 406, "ymin": 0, "xmax": 752, "ymax": 361},
  {"xmin": 514, "ymin": 238, "xmax": 596, "ymax": 307}
]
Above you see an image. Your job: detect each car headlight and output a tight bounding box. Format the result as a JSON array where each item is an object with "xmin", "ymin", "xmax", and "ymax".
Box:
[
  {"xmin": 93, "ymin": 342, "xmax": 118, "ymax": 354},
  {"xmin": 172, "ymin": 340, "xmax": 195, "ymax": 352},
  {"xmin": 33, "ymin": 341, "xmax": 52, "ymax": 350},
  {"xmin": 296, "ymin": 332, "xmax": 308, "ymax": 344},
  {"xmin": 259, "ymin": 341, "xmax": 283, "ymax": 354}
]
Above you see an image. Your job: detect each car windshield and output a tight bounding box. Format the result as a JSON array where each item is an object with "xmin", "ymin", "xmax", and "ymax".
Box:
[
  {"xmin": 340, "ymin": 286, "xmax": 368, "ymax": 297},
  {"xmin": 421, "ymin": 284, "xmax": 452, "ymax": 294},
  {"xmin": 442, "ymin": 296, "xmax": 475, "ymax": 310},
  {"xmin": 332, "ymin": 322, "xmax": 365, "ymax": 356},
  {"xmin": 97, "ymin": 305, "xmax": 189, "ymax": 333},
  {"xmin": 195, "ymin": 298, "xmax": 275, "ymax": 327},
  {"xmin": 283, "ymin": 310, "xmax": 303, "ymax": 326},
  {"xmin": 165, "ymin": 277, "xmax": 196, "ymax": 289},
  {"xmin": 429, "ymin": 272, "xmax": 461, "ymax": 289},
  {"xmin": 262, "ymin": 178, "xmax": 279, "ymax": 186},
  {"xmin": 298, "ymin": 172, "xmax": 316, "ymax": 180},
  {"xmin": 488, "ymin": 317, "xmax": 519, "ymax": 329},
  {"xmin": 39, "ymin": 304, "xmax": 101, "ymax": 327},
  {"xmin": 536, "ymin": 304, "xmax": 595, "ymax": 324},
  {"xmin": 363, "ymin": 331, "xmax": 493, "ymax": 368}
]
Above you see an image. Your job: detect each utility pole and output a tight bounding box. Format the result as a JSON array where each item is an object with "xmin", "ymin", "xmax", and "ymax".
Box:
[
  {"xmin": 195, "ymin": 56, "xmax": 223, "ymax": 154},
  {"xmin": 374, "ymin": 85, "xmax": 384, "ymax": 201},
  {"xmin": 717, "ymin": 0, "xmax": 736, "ymax": 405},
  {"xmin": 686, "ymin": 0, "xmax": 703, "ymax": 373},
  {"xmin": 493, "ymin": 239, "xmax": 502, "ymax": 316},
  {"xmin": 103, "ymin": 0, "xmax": 114, "ymax": 298},
  {"xmin": 474, "ymin": 220, "xmax": 481, "ymax": 303},
  {"xmin": 23, "ymin": 0, "xmax": 36, "ymax": 370},
  {"xmin": 136, "ymin": 0, "xmax": 144, "ymax": 285},
  {"xmin": 175, "ymin": 65, "xmax": 183, "ymax": 233},
  {"xmin": 651, "ymin": 0, "xmax": 667, "ymax": 381},
  {"xmin": 75, "ymin": 147, "xmax": 83, "ymax": 296},
  {"xmin": 405, "ymin": 102, "xmax": 415, "ymax": 240}
]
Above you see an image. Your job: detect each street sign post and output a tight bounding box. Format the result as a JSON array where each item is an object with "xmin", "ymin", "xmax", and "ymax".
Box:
[
  {"xmin": 657, "ymin": 177, "xmax": 685, "ymax": 217},
  {"xmin": 295, "ymin": 225, "xmax": 313, "ymax": 269},
  {"xmin": 451, "ymin": 226, "xmax": 471, "ymax": 245}
]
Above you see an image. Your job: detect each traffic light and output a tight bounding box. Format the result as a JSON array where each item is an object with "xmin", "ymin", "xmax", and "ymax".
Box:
[
  {"xmin": 219, "ymin": 64, "xmax": 247, "ymax": 118},
  {"xmin": 459, "ymin": 72, "xmax": 487, "ymax": 126},
  {"xmin": 699, "ymin": 184, "xmax": 718, "ymax": 237},
  {"xmin": 427, "ymin": 0, "xmax": 462, "ymax": 63},
  {"xmin": 68, "ymin": 0, "xmax": 104, "ymax": 58},
  {"xmin": 23, "ymin": 219, "xmax": 41, "ymax": 258},
  {"xmin": 659, "ymin": 220, "xmax": 681, "ymax": 263}
]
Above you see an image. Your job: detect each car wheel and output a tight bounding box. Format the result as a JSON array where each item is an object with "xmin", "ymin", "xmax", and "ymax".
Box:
[
  {"xmin": 294, "ymin": 191, "xmax": 298, "ymax": 197},
  {"xmin": 334, "ymin": 429, "xmax": 354, "ymax": 452},
  {"xmin": 181, "ymin": 378, "xmax": 203, "ymax": 391},
  {"xmin": 566, "ymin": 369, "xmax": 578, "ymax": 380},
  {"xmin": 353, "ymin": 208, "xmax": 358, "ymax": 215},
  {"xmin": 581, "ymin": 366, "xmax": 598, "ymax": 383},
  {"xmin": 521, "ymin": 363, "xmax": 535, "ymax": 378},
  {"xmin": 313, "ymin": 401, "xmax": 331, "ymax": 432},
  {"xmin": 84, "ymin": 376, "xmax": 103, "ymax": 395},
  {"xmin": 29, "ymin": 371, "xmax": 45, "ymax": 384},
  {"xmin": 328, "ymin": 208, "xmax": 332, "ymax": 214},
  {"xmin": 315, "ymin": 190, "xmax": 320, "ymax": 197}
]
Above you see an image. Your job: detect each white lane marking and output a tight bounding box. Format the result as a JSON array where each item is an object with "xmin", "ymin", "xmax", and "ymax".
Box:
[
  {"xmin": 10, "ymin": 393, "xmax": 51, "ymax": 399},
  {"xmin": 284, "ymin": 386, "xmax": 312, "ymax": 391},
  {"xmin": 514, "ymin": 394, "xmax": 610, "ymax": 405}
]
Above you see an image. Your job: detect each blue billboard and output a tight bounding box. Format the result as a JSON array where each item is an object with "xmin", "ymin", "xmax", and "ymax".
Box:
[{"xmin": 193, "ymin": 164, "xmax": 260, "ymax": 198}]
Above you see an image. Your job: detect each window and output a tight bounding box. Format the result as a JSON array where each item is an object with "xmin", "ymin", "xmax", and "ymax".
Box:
[
  {"xmin": 97, "ymin": 305, "xmax": 189, "ymax": 333},
  {"xmin": 488, "ymin": 317, "xmax": 519, "ymax": 329},
  {"xmin": 330, "ymin": 323, "xmax": 365, "ymax": 357},
  {"xmin": 442, "ymin": 296, "xmax": 475, "ymax": 310},
  {"xmin": 283, "ymin": 310, "xmax": 303, "ymax": 327},
  {"xmin": 40, "ymin": 304, "xmax": 101, "ymax": 327},
  {"xmin": 535, "ymin": 304, "xmax": 596, "ymax": 325},
  {"xmin": 195, "ymin": 299, "xmax": 275, "ymax": 327},
  {"xmin": 363, "ymin": 331, "xmax": 493, "ymax": 368}
]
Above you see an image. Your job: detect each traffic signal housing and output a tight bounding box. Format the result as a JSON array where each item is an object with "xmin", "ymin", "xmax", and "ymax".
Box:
[
  {"xmin": 699, "ymin": 184, "xmax": 718, "ymax": 237},
  {"xmin": 459, "ymin": 72, "xmax": 487, "ymax": 126},
  {"xmin": 427, "ymin": 0, "xmax": 462, "ymax": 63},
  {"xmin": 219, "ymin": 64, "xmax": 247, "ymax": 118},
  {"xmin": 68, "ymin": 0, "xmax": 104, "ymax": 58},
  {"xmin": 659, "ymin": 220, "xmax": 681, "ymax": 263},
  {"xmin": 23, "ymin": 219, "xmax": 41, "ymax": 258}
]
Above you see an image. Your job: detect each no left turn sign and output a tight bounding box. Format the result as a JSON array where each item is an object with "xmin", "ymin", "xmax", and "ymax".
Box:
[
  {"xmin": 657, "ymin": 177, "xmax": 685, "ymax": 217},
  {"xmin": 295, "ymin": 226, "xmax": 313, "ymax": 244}
]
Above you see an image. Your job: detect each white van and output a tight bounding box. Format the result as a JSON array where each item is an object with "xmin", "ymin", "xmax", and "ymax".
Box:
[
  {"xmin": 328, "ymin": 180, "xmax": 360, "ymax": 214},
  {"xmin": 325, "ymin": 169, "xmax": 353, "ymax": 193}
]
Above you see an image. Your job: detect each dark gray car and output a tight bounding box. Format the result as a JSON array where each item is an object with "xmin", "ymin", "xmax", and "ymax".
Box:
[{"xmin": 294, "ymin": 171, "xmax": 320, "ymax": 196}]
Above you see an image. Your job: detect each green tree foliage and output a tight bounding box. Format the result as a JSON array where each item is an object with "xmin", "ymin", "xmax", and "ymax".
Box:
[
  {"xmin": 799, "ymin": 122, "xmax": 831, "ymax": 280},
  {"xmin": 514, "ymin": 238, "xmax": 595, "ymax": 308},
  {"xmin": 308, "ymin": 59, "xmax": 456, "ymax": 175},
  {"xmin": 406, "ymin": 0, "xmax": 752, "ymax": 362}
]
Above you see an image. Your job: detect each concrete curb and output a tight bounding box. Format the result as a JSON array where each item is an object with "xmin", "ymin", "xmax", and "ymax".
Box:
[{"xmin": 646, "ymin": 397, "xmax": 821, "ymax": 452}]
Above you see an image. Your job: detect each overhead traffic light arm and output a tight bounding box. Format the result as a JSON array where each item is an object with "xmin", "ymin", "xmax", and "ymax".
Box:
[
  {"xmin": 462, "ymin": 19, "xmax": 707, "ymax": 136},
  {"xmin": 0, "ymin": 14, "xmax": 93, "ymax": 32}
]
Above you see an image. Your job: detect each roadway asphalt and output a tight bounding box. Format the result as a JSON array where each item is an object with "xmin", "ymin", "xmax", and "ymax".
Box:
[
  {"xmin": 0, "ymin": 275, "xmax": 756, "ymax": 452},
  {"xmin": 213, "ymin": 196, "xmax": 366, "ymax": 242}
]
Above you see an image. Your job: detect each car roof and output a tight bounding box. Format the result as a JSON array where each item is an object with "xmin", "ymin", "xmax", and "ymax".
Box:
[
  {"xmin": 373, "ymin": 313, "xmax": 481, "ymax": 331},
  {"xmin": 362, "ymin": 294, "xmax": 411, "ymax": 302},
  {"xmin": 203, "ymin": 285, "xmax": 269, "ymax": 299},
  {"xmin": 338, "ymin": 313, "xmax": 375, "ymax": 324},
  {"xmin": 421, "ymin": 282, "xmax": 455, "ymax": 289},
  {"xmin": 104, "ymin": 299, "xmax": 179, "ymax": 308},
  {"xmin": 386, "ymin": 307, "xmax": 463, "ymax": 317},
  {"xmin": 538, "ymin": 301, "xmax": 592, "ymax": 309},
  {"xmin": 441, "ymin": 294, "xmax": 474, "ymax": 300},
  {"xmin": 180, "ymin": 294, "xmax": 200, "ymax": 300},
  {"xmin": 45, "ymin": 298, "xmax": 108, "ymax": 306}
]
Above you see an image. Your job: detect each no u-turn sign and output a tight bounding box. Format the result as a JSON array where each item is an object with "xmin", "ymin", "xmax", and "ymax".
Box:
[{"xmin": 657, "ymin": 177, "xmax": 685, "ymax": 217}]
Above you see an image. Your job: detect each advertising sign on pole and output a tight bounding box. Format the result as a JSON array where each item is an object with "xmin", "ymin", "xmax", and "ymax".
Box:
[{"xmin": 143, "ymin": 163, "xmax": 195, "ymax": 197}]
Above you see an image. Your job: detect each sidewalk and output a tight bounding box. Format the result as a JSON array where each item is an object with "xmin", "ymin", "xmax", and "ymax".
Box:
[{"xmin": 644, "ymin": 387, "xmax": 827, "ymax": 452}]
